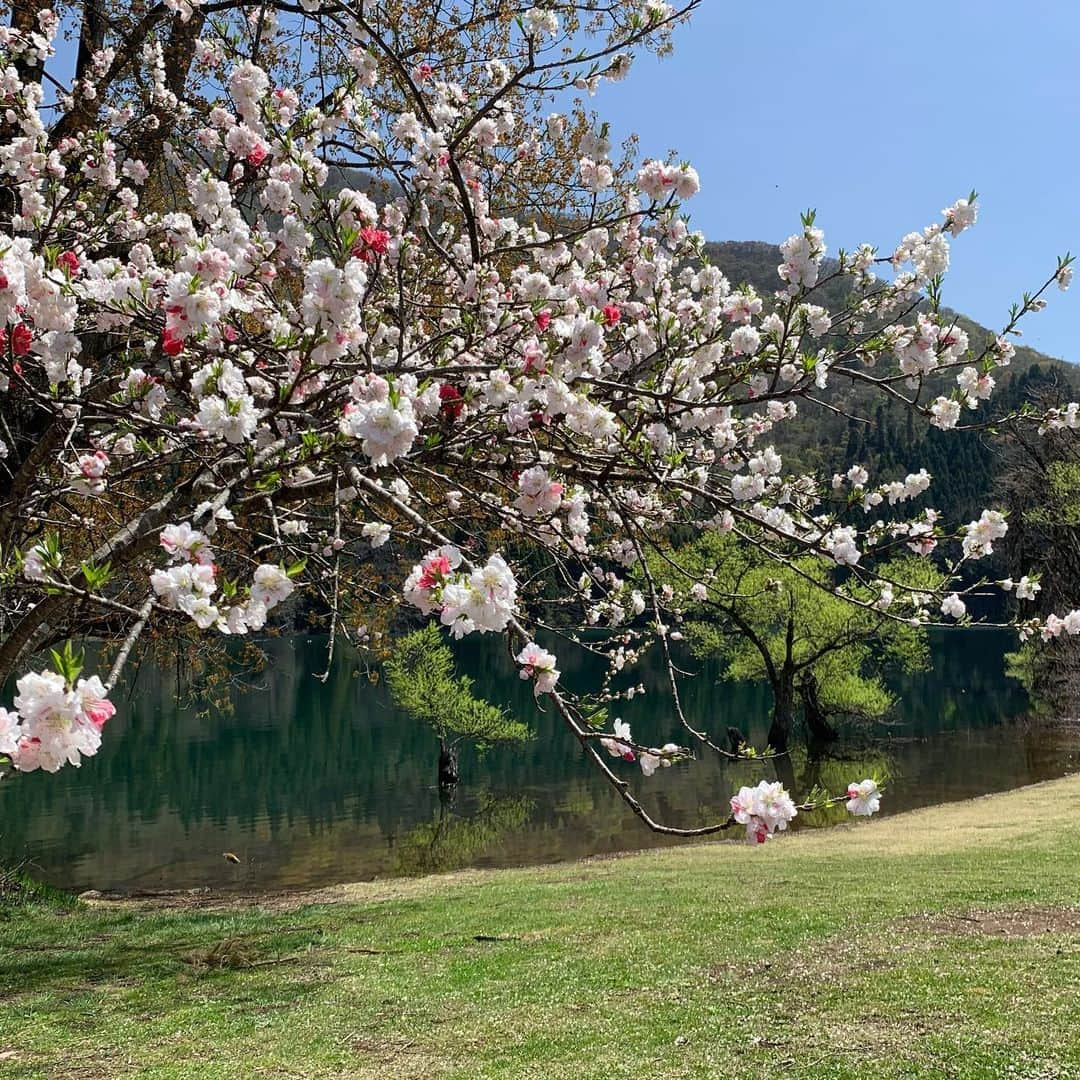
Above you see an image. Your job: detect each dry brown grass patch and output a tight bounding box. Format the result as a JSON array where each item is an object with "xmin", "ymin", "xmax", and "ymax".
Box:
[{"xmin": 904, "ymin": 905, "xmax": 1080, "ymax": 939}]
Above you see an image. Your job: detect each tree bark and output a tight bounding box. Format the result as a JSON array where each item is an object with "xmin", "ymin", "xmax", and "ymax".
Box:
[
  {"xmin": 799, "ymin": 672, "xmax": 839, "ymax": 745},
  {"xmin": 767, "ymin": 664, "xmax": 795, "ymax": 752},
  {"xmin": 438, "ymin": 739, "xmax": 459, "ymax": 791}
]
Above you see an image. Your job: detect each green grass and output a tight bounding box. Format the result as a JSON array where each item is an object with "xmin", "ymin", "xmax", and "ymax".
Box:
[{"xmin": 2, "ymin": 777, "xmax": 1079, "ymax": 1079}]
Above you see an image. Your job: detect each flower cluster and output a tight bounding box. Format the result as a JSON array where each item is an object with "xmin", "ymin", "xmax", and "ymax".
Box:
[
  {"xmin": 151, "ymin": 524, "xmax": 294, "ymax": 633},
  {"xmin": 636, "ymin": 159, "xmax": 700, "ymax": 201},
  {"xmin": 599, "ymin": 719, "xmax": 679, "ymax": 776},
  {"xmin": 600, "ymin": 718, "xmax": 636, "ymax": 761},
  {"xmin": 778, "ymin": 223, "xmax": 826, "ymax": 290},
  {"xmin": 730, "ymin": 780, "xmax": 799, "ymax": 844},
  {"xmin": 71, "ymin": 450, "xmax": 110, "ymax": 496},
  {"xmin": 1035, "ymin": 610, "xmax": 1080, "ymax": 642},
  {"xmin": 404, "ymin": 545, "xmax": 518, "ymax": 637},
  {"xmin": 962, "ymin": 510, "xmax": 1009, "ymax": 558},
  {"xmin": 1, "ymin": 671, "xmax": 115, "ymax": 773},
  {"xmin": 340, "ymin": 375, "xmax": 423, "ymax": 467},
  {"xmin": 729, "ymin": 777, "xmax": 882, "ymax": 844},
  {"xmin": 515, "ymin": 642, "xmax": 560, "ymax": 695},
  {"xmin": 1001, "ymin": 576, "xmax": 1040, "ymax": 601},
  {"xmin": 514, "ymin": 467, "xmax": 564, "ymax": 517},
  {"xmin": 940, "ymin": 593, "xmax": 967, "ymax": 620}
]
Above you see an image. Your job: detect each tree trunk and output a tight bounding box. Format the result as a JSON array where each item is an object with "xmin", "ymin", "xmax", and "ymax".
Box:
[
  {"xmin": 799, "ymin": 672, "xmax": 839, "ymax": 745},
  {"xmin": 437, "ymin": 774, "xmax": 457, "ymax": 810},
  {"xmin": 767, "ymin": 666, "xmax": 795, "ymax": 752},
  {"xmin": 438, "ymin": 740, "xmax": 459, "ymax": 792}
]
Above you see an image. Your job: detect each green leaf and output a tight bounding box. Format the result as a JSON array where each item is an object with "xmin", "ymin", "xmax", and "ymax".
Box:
[{"xmin": 49, "ymin": 641, "xmax": 84, "ymax": 687}]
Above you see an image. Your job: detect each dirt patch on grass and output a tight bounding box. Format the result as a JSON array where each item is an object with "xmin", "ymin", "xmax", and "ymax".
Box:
[
  {"xmin": 342, "ymin": 1034, "xmax": 454, "ymax": 1079},
  {"xmin": 903, "ymin": 905, "xmax": 1080, "ymax": 938},
  {"xmin": 709, "ymin": 905, "xmax": 1079, "ymax": 990}
]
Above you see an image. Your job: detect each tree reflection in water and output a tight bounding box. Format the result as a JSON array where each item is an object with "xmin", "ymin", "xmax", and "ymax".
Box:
[
  {"xmin": 1, "ymin": 628, "xmax": 1073, "ymax": 893},
  {"xmin": 392, "ymin": 792, "xmax": 534, "ymax": 877}
]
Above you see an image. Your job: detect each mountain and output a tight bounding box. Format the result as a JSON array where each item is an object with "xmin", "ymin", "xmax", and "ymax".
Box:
[{"xmin": 704, "ymin": 240, "xmax": 1078, "ymax": 526}]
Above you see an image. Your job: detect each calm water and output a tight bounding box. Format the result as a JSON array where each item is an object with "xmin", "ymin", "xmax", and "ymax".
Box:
[{"xmin": 1, "ymin": 629, "xmax": 1077, "ymax": 893}]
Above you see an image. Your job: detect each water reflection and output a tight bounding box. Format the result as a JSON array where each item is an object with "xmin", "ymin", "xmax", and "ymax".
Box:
[
  {"xmin": 0, "ymin": 629, "xmax": 1076, "ymax": 892},
  {"xmin": 392, "ymin": 793, "xmax": 534, "ymax": 877}
]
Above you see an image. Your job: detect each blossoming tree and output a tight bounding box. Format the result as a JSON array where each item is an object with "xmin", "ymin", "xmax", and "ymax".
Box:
[{"xmin": 0, "ymin": 0, "xmax": 1076, "ymax": 842}]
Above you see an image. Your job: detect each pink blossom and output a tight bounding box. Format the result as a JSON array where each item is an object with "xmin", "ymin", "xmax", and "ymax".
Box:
[
  {"xmin": 352, "ymin": 227, "xmax": 391, "ymax": 263},
  {"xmin": 79, "ymin": 450, "xmax": 109, "ymax": 479},
  {"xmin": 417, "ymin": 552, "xmax": 453, "ymax": 589},
  {"xmin": 515, "ymin": 641, "xmax": 560, "ymax": 695},
  {"xmin": 638, "ymin": 742, "xmax": 680, "ymax": 777},
  {"xmin": 846, "ymin": 780, "xmax": 882, "ymax": 816},
  {"xmin": 76, "ymin": 677, "xmax": 116, "ymax": 730},
  {"xmin": 161, "ymin": 329, "xmax": 184, "ymax": 356}
]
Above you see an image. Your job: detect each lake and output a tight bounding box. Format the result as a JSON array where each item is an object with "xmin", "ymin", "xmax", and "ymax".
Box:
[{"xmin": 1, "ymin": 629, "xmax": 1077, "ymax": 893}]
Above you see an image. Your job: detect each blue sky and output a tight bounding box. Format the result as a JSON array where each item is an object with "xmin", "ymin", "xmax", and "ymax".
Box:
[{"xmin": 592, "ymin": 0, "xmax": 1080, "ymax": 362}]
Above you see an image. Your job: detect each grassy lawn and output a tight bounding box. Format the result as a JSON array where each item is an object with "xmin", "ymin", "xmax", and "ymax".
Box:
[{"xmin": 1, "ymin": 777, "xmax": 1078, "ymax": 1080}]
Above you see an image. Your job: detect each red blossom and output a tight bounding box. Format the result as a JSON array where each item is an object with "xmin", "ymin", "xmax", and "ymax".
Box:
[
  {"xmin": 161, "ymin": 330, "xmax": 184, "ymax": 357},
  {"xmin": 439, "ymin": 383, "xmax": 464, "ymax": 420},
  {"xmin": 535, "ymin": 310, "xmax": 551, "ymax": 332},
  {"xmin": 56, "ymin": 250, "xmax": 80, "ymax": 276},
  {"xmin": 416, "ymin": 552, "xmax": 453, "ymax": 589},
  {"xmin": 352, "ymin": 227, "xmax": 391, "ymax": 263},
  {"xmin": 10, "ymin": 323, "xmax": 32, "ymax": 355},
  {"xmin": 602, "ymin": 303, "xmax": 621, "ymax": 328}
]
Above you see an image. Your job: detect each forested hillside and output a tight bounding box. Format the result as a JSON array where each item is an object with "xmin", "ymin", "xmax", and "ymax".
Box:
[{"xmin": 706, "ymin": 240, "xmax": 1079, "ymax": 526}]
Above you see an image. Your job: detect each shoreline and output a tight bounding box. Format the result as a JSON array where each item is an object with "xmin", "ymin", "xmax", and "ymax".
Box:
[{"xmin": 75, "ymin": 769, "xmax": 1080, "ymax": 913}]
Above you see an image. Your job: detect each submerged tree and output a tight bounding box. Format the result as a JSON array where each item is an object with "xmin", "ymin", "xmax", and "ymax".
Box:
[
  {"xmin": 0, "ymin": 0, "xmax": 1076, "ymax": 842},
  {"xmin": 646, "ymin": 533, "xmax": 941, "ymax": 750},
  {"xmin": 384, "ymin": 624, "xmax": 530, "ymax": 791}
]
